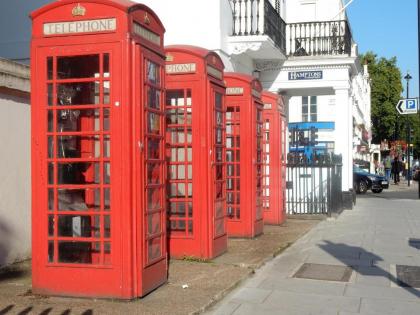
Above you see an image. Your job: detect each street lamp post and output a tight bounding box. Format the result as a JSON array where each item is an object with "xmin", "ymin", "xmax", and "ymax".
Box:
[{"xmin": 404, "ymin": 72, "xmax": 412, "ymax": 187}]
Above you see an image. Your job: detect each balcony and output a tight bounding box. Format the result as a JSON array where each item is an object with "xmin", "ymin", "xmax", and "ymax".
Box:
[
  {"xmin": 287, "ymin": 20, "xmax": 353, "ymax": 57},
  {"xmin": 228, "ymin": 0, "xmax": 286, "ymax": 59}
]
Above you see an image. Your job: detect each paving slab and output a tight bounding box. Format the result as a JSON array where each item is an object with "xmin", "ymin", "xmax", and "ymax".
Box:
[
  {"xmin": 0, "ymin": 219, "xmax": 320, "ymax": 315},
  {"xmin": 208, "ymin": 184, "xmax": 420, "ymax": 315}
]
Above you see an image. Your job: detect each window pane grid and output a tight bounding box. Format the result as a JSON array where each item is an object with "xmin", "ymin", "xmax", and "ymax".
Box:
[
  {"xmin": 255, "ymin": 106, "xmax": 264, "ymax": 220},
  {"xmin": 214, "ymin": 92, "xmax": 226, "ymax": 237},
  {"xmin": 144, "ymin": 59, "xmax": 165, "ymax": 265},
  {"xmin": 226, "ymin": 106, "xmax": 241, "ymax": 221},
  {"xmin": 166, "ymin": 89, "xmax": 193, "ymax": 238},
  {"xmin": 262, "ymin": 118, "xmax": 270, "ymax": 210},
  {"xmin": 46, "ymin": 53, "xmax": 112, "ymax": 266}
]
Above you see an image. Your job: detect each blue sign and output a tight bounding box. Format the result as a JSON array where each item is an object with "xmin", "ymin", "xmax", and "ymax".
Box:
[
  {"xmin": 288, "ymin": 71, "xmax": 323, "ymax": 81},
  {"xmin": 396, "ymin": 98, "xmax": 419, "ymax": 115},
  {"xmin": 407, "ymin": 99, "xmax": 416, "ymax": 109}
]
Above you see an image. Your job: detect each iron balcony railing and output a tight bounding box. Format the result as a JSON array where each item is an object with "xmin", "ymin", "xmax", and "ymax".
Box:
[
  {"xmin": 230, "ymin": 0, "xmax": 286, "ymax": 54},
  {"xmin": 288, "ymin": 20, "xmax": 353, "ymax": 57}
]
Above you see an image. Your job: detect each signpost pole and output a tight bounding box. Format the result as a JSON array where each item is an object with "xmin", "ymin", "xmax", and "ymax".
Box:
[
  {"xmin": 418, "ymin": 0, "xmax": 420, "ymax": 198},
  {"xmin": 404, "ymin": 72, "xmax": 412, "ymax": 187}
]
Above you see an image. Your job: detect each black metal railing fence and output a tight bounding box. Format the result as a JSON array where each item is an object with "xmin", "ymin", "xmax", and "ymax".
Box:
[
  {"xmin": 288, "ymin": 20, "xmax": 352, "ymax": 57},
  {"xmin": 286, "ymin": 154, "xmax": 343, "ymax": 215},
  {"xmin": 229, "ymin": 0, "xmax": 286, "ymax": 53}
]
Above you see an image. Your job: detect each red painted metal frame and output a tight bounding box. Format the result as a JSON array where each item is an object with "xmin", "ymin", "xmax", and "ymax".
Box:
[
  {"xmin": 224, "ymin": 73, "xmax": 264, "ymax": 238},
  {"xmin": 164, "ymin": 46, "xmax": 227, "ymax": 259},
  {"xmin": 31, "ymin": 0, "xmax": 167, "ymax": 299},
  {"xmin": 261, "ymin": 91, "xmax": 287, "ymax": 225}
]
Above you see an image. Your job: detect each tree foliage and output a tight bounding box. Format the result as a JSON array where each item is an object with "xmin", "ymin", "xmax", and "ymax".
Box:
[{"xmin": 360, "ymin": 52, "xmax": 403, "ymax": 144}]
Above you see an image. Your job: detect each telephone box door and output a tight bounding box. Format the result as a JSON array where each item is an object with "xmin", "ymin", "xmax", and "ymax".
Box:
[
  {"xmin": 211, "ymin": 85, "xmax": 227, "ymax": 254},
  {"xmin": 135, "ymin": 46, "xmax": 167, "ymax": 292},
  {"xmin": 32, "ymin": 43, "xmax": 123, "ymax": 296}
]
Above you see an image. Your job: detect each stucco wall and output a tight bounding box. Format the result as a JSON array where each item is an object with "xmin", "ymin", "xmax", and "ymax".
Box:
[
  {"xmin": 0, "ymin": 92, "xmax": 31, "ymax": 267},
  {"xmin": 0, "ymin": 58, "xmax": 31, "ymax": 267}
]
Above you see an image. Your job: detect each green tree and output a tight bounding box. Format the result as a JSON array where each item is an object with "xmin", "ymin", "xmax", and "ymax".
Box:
[{"xmin": 361, "ymin": 52, "xmax": 403, "ymax": 144}]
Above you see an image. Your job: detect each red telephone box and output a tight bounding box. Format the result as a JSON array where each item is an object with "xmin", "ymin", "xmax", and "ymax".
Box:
[
  {"xmin": 31, "ymin": 0, "xmax": 167, "ymax": 299},
  {"xmin": 224, "ymin": 73, "xmax": 264, "ymax": 238},
  {"xmin": 261, "ymin": 91, "xmax": 287, "ymax": 225},
  {"xmin": 165, "ymin": 46, "xmax": 227, "ymax": 259}
]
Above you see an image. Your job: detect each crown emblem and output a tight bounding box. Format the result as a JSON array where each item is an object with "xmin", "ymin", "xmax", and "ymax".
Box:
[
  {"xmin": 144, "ymin": 13, "xmax": 151, "ymax": 25},
  {"xmin": 72, "ymin": 3, "xmax": 86, "ymax": 17}
]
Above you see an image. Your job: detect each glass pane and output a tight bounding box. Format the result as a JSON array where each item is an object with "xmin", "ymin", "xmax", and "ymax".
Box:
[
  {"xmin": 56, "ymin": 135, "xmax": 100, "ymax": 159},
  {"xmin": 48, "ymin": 189, "xmax": 54, "ymax": 211},
  {"xmin": 58, "ymin": 188, "xmax": 100, "ymax": 211},
  {"xmin": 166, "ymin": 90, "xmax": 184, "ymax": 106},
  {"xmin": 48, "ymin": 136, "xmax": 54, "ymax": 158},
  {"xmin": 48, "ymin": 84, "xmax": 54, "ymax": 106},
  {"xmin": 57, "ymin": 82, "xmax": 99, "ymax": 105},
  {"xmin": 147, "ymin": 138, "xmax": 160, "ymax": 159},
  {"xmin": 310, "ymin": 96, "xmax": 317, "ymax": 105},
  {"xmin": 48, "ymin": 163, "xmax": 54, "ymax": 185},
  {"xmin": 58, "ymin": 241, "xmax": 99, "ymax": 264},
  {"xmin": 57, "ymin": 55, "xmax": 100, "ymax": 79},
  {"xmin": 48, "ymin": 110, "xmax": 54, "ymax": 132},
  {"xmin": 104, "ymin": 242, "xmax": 111, "ymax": 265},
  {"xmin": 146, "ymin": 61, "xmax": 160, "ymax": 84},
  {"xmin": 147, "ymin": 112, "xmax": 160, "ymax": 134},
  {"xmin": 216, "ymin": 129, "xmax": 222, "ymax": 144},
  {"xmin": 147, "ymin": 188, "xmax": 161, "ymax": 210},
  {"xmin": 57, "ymin": 109, "xmax": 100, "ymax": 132},
  {"xmin": 302, "ymin": 96, "xmax": 308, "ymax": 105},
  {"xmin": 57, "ymin": 162, "xmax": 100, "ymax": 185},
  {"xmin": 103, "ymin": 81, "xmax": 110, "ymax": 104},
  {"xmin": 104, "ymin": 136, "xmax": 111, "ymax": 158},
  {"xmin": 58, "ymin": 215, "xmax": 99, "ymax": 237},
  {"xmin": 103, "ymin": 108, "xmax": 110, "ymax": 131},
  {"xmin": 147, "ymin": 163, "xmax": 161, "ymax": 184},
  {"xmin": 47, "ymin": 57, "xmax": 53, "ymax": 80},
  {"xmin": 48, "ymin": 241, "xmax": 54, "ymax": 263},
  {"xmin": 147, "ymin": 87, "xmax": 161, "ymax": 110},
  {"xmin": 148, "ymin": 237, "xmax": 161, "ymax": 262},
  {"xmin": 104, "ymin": 188, "xmax": 110, "ymax": 211},
  {"xmin": 103, "ymin": 54, "xmax": 110, "ymax": 77},
  {"xmin": 215, "ymin": 92, "xmax": 223, "ymax": 109},
  {"xmin": 104, "ymin": 215, "xmax": 111, "ymax": 238},
  {"xmin": 148, "ymin": 212, "xmax": 161, "ymax": 236},
  {"xmin": 48, "ymin": 215, "xmax": 54, "ymax": 236},
  {"xmin": 104, "ymin": 162, "xmax": 111, "ymax": 184}
]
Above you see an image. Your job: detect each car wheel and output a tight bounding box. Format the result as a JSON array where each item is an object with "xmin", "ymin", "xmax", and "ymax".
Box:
[
  {"xmin": 358, "ymin": 180, "xmax": 368, "ymax": 194},
  {"xmin": 372, "ymin": 188, "xmax": 383, "ymax": 193}
]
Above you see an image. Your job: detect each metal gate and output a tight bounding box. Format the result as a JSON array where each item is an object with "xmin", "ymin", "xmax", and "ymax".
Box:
[{"xmin": 286, "ymin": 155, "xmax": 342, "ymax": 215}]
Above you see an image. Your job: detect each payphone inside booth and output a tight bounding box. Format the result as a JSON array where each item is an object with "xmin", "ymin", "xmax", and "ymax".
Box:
[
  {"xmin": 224, "ymin": 73, "xmax": 264, "ymax": 238},
  {"xmin": 165, "ymin": 45, "xmax": 227, "ymax": 259},
  {"xmin": 261, "ymin": 91, "xmax": 287, "ymax": 225},
  {"xmin": 31, "ymin": 0, "xmax": 167, "ymax": 299}
]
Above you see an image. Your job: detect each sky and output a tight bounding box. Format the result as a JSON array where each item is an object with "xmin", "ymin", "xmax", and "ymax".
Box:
[{"xmin": 346, "ymin": 0, "xmax": 419, "ymax": 98}]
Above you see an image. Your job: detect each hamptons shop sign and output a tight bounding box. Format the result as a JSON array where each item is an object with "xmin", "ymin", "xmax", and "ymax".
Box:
[{"xmin": 288, "ymin": 71, "xmax": 323, "ymax": 81}]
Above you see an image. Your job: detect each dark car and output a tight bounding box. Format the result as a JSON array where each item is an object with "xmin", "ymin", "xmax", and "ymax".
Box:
[{"xmin": 353, "ymin": 166, "xmax": 389, "ymax": 194}]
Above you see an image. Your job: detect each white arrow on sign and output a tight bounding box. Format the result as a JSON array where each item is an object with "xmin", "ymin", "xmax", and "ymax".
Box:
[{"xmin": 396, "ymin": 98, "xmax": 419, "ymax": 115}]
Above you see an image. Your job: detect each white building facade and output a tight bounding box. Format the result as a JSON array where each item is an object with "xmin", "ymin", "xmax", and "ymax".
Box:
[{"xmin": 137, "ymin": 0, "xmax": 372, "ymax": 202}]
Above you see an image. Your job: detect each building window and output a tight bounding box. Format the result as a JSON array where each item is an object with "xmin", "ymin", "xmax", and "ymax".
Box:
[{"xmin": 302, "ymin": 96, "xmax": 317, "ymax": 122}]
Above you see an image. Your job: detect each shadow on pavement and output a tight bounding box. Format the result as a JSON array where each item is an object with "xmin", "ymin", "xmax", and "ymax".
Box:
[
  {"xmin": 0, "ymin": 305, "xmax": 93, "ymax": 315},
  {"xmin": 319, "ymin": 240, "xmax": 420, "ymax": 299},
  {"xmin": 408, "ymin": 239, "xmax": 420, "ymax": 250},
  {"xmin": 0, "ymin": 221, "xmax": 12, "ymax": 268}
]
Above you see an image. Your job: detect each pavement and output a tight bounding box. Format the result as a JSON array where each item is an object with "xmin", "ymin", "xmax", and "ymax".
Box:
[
  {"xmin": 0, "ymin": 218, "xmax": 320, "ymax": 315},
  {"xmin": 207, "ymin": 181, "xmax": 420, "ymax": 315}
]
